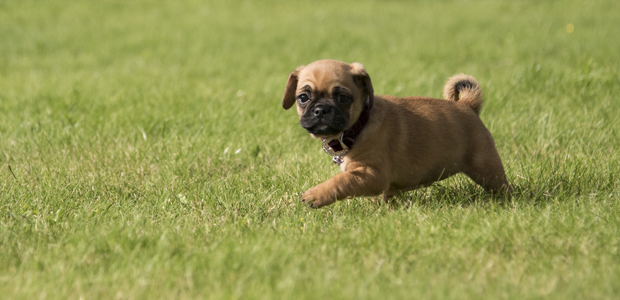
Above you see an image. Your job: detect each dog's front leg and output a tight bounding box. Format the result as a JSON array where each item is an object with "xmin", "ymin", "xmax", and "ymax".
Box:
[{"xmin": 301, "ymin": 166, "xmax": 389, "ymax": 208}]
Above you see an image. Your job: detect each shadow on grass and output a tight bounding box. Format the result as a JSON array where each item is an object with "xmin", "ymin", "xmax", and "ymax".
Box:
[{"xmin": 383, "ymin": 179, "xmax": 588, "ymax": 211}]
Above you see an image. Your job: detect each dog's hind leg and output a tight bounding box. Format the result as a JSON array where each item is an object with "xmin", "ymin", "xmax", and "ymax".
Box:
[{"xmin": 464, "ymin": 148, "xmax": 512, "ymax": 194}]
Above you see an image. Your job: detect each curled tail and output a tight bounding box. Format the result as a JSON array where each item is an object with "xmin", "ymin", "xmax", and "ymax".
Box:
[{"xmin": 442, "ymin": 74, "xmax": 483, "ymax": 115}]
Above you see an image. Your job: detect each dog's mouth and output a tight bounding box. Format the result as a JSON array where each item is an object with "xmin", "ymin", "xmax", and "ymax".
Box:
[
  {"xmin": 301, "ymin": 124, "xmax": 344, "ymax": 137},
  {"xmin": 299, "ymin": 104, "xmax": 348, "ymax": 137}
]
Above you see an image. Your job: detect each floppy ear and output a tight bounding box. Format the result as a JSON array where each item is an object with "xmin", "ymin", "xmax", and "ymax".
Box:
[
  {"xmin": 282, "ymin": 66, "xmax": 304, "ymax": 110},
  {"xmin": 351, "ymin": 62, "xmax": 374, "ymax": 109}
]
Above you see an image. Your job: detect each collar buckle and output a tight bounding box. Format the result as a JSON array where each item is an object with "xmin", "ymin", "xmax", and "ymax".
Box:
[
  {"xmin": 322, "ymin": 133, "xmax": 349, "ymax": 157},
  {"xmin": 322, "ymin": 133, "xmax": 349, "ymax": 165}
]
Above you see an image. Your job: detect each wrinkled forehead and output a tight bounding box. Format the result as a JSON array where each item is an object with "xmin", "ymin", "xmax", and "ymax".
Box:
[{"xmin": 297, "ymin": 61, "xmax": 356, "ymax": 92}]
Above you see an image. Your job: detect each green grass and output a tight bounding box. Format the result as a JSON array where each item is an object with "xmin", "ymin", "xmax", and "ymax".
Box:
[{"xmin": 1, "ymin": 0, "xmax": 619, "ymax": 299}]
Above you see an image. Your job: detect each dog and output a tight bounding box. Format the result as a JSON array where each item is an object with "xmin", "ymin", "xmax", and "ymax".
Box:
[{"xmin": 282, "ymin": 59, "xmax": 511, "ymax": 208}]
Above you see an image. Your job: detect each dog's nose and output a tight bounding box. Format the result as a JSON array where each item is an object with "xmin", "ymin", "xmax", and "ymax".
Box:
[{"xmin": 313, "ymin": 106, "xmax": 330, "ymax": 118}]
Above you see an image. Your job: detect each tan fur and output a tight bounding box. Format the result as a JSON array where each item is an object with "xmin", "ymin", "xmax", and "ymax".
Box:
[{"xmin": 283, "ymin": 60, "xmax": 511, "ymax": 208}]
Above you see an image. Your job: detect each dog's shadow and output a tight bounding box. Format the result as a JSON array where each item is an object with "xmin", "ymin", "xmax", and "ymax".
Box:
[{"xmin": 379, "ymin": 180, "xmax": 552, "ymax": 210}]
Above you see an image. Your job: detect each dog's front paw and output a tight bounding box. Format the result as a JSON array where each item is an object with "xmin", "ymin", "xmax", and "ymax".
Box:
[{"xmin": 301, "ymin": 187, "xmax": 336, "ymax": 208}]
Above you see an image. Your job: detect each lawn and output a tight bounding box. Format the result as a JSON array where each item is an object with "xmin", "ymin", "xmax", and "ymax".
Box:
[{"xmin": 1, "ymin": 0, "xmax": 619, "ymax": 299}]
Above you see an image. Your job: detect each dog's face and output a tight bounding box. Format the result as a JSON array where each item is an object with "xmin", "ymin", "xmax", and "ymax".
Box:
[{"xmin": 282, "ymin": 60, "xmax": 374, "ymax": 138}]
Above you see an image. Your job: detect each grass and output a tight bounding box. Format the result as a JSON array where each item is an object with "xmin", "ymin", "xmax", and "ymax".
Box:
[{"xmin": 1, "ymin": 0, "xmax": 619, "ymax": 299}]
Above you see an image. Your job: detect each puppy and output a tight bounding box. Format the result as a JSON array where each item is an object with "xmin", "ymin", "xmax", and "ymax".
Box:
[{"xmin": 282, "ymin": 59, "xmax": 511, "ymax": 208}]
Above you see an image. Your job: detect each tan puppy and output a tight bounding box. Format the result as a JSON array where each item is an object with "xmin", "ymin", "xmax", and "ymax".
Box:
[{"xmin": 282, "ymin": 59, "xmax": 511, "ymax": 208}]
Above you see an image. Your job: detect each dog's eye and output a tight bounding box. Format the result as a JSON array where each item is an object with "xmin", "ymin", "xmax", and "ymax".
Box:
[
  {"xmin": 337, "ymin": 94, "xmax": 351, "ymax": 104},
  {"xmin": 297, "ymin": 94, "xmax": 310, "ymax": 104}
]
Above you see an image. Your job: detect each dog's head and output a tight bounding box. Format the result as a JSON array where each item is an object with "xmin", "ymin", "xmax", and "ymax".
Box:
[{"xmin": 282, "ymin": 59, "xmax": 374, "ymax": 139}]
